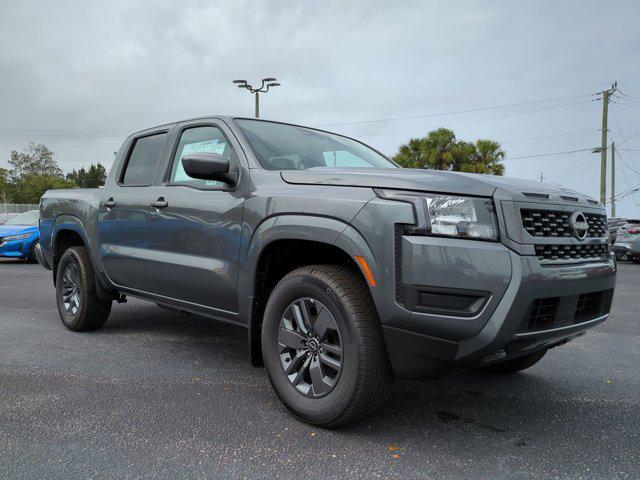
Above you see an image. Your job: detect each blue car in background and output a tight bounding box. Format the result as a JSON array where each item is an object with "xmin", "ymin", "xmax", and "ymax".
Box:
[{"xmin": 0, "ymin": 210, "xmax": 40, "ymax": 262}]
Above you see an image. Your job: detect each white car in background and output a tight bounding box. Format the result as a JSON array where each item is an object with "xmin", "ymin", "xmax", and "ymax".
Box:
[{"xmin": 613, "ymin": 220, "xmax": 640, "ymax": 263}]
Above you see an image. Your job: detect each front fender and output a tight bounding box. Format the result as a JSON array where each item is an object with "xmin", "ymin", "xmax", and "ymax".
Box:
[
  {"xmin": 240, "ymin": 214, "xmax": 379, "ymax": 302},
  {"xmin": 239, "ymin": 214, "xmax": 382, "ymax": 367}
]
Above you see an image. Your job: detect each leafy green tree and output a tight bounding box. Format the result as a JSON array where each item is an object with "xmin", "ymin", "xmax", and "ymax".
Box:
[
  {"xmin": 0, "ymin": 167, "xmax": 13, "ymax": 203},
  {"xmin": 422, "ymin": 128, "xmax": 458, "ymax": 171},
  {"xmin": 465, "ymin": 139, "xmax": 505, "ymax": 175},
  {"xmin": 67, "ymin": 163, "xmax": 108, "ymax": 188},
  {"xmin": 393, "ymin": 129, "xmax": 505, "ymax": 175},
  {"xmin": 394, "ymin": 138, "xmax": 426, "ymax": 168},
  {"xmin": 9, "ymin": 143, "xmax": 63, "ymax": 181},
  {"xmin": 7, "ymin": 143, "xmax": 74, "ymax": 204},
  {"xmin": 11, "ymin": 175, "xmax": 75, "ymax": 204}
]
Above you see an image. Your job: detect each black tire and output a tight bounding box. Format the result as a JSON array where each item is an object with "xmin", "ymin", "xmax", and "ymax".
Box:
[
  {"xmin": 632, "ymin": 256, "xmax": 640, "ymax": 264},
  {"xmin": 27, "ymin": 240, "xmax": 39, "ymax": 263},
  {"xmin": 55, "ymin": 246, "xmax": 112, "ymax": 331},
  {"xmin": 261, "ymin": 265, "xmax": 394, "ymax": 428},
  {"xmin": 479, "ymin": 349, "xmax": 547, "ymax": 374}
]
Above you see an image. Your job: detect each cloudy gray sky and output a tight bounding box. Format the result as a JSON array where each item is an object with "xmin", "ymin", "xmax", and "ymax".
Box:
[{"xmin": 1, "ymin": 0, "xmax": 639, "ymax": 216}]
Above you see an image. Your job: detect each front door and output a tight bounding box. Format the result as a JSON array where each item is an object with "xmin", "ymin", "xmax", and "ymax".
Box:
[
  {"xmin": 99, "ymin": 131, "xmax": 170, "ymax": 291},
  {"xmin": 144, "ymin": 123, "xmax": 245, "ymax": 315}
]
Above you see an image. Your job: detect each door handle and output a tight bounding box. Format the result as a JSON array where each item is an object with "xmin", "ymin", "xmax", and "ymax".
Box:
[
  {"xmin": 150, "ymin": 198, "xmax": 168, "ymax": 209},
  {"xmin": 103, "ymin": 199, "xmax": 116, "ymax": 209}
]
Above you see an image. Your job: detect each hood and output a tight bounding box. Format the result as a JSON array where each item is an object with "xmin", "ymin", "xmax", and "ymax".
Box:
[
  {"xmin": 0, "ymin": 224, "xmax": 38, "ymax": 237},
  {"xmin": 281, "ymin": 168, "xmax": 600, "ymax": 206}
]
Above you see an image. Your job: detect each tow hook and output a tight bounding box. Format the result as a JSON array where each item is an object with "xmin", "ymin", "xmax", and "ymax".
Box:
[{"xmin": 480, "ymin": 350, "xmax": 507, "ymax": 365}]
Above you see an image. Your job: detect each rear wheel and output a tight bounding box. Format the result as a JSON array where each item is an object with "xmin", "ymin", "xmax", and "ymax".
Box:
[
  {"xmin": 56, "ymin": 246, "xmax": 112, "ymax": 331},
  {"xmin": 478, "ymin": 349, "xmax": 547, "ymax": 374},
  {"xmin": 261, "ymin": 265, "xmax": 394, "ymax": 427},
  {"xmin": 632, "ymin": 256, "xmax": 640, "ymax": 264}
]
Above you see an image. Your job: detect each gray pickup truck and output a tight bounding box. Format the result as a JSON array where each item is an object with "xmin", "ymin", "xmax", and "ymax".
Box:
[{"xmin": 37, "ymin": 116, "xmax": 616, "ymax": 426}]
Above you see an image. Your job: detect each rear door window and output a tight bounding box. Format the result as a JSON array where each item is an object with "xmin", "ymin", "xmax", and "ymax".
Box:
[{"xmin": 121, "ymin": 133, "xmax": 168, "ymax": 186}]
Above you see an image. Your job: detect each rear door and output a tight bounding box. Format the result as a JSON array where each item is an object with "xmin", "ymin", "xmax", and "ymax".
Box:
[
  {"xmin": 144, "ymin": 121, "xmax": 245, "ymax": 315},
  {"xmin": 99, "ymin": 131, "xmax": 170, "ymax": 291}
]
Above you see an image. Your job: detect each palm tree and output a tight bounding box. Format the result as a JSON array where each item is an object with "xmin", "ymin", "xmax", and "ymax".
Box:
[
  {"xmin": 393, "ymin": 138, "xmax": 426, "ymax": 168},
  {"xmin": 393, "ymin": 129, "xmax": 505, "ymax": 175},
  {"xmin": 422, "ymin": 128, "xmax": 457, "ymax": 170},
  {"xmin": 465, "ymin": 139, "xmax": 505, "ymax": 175}
]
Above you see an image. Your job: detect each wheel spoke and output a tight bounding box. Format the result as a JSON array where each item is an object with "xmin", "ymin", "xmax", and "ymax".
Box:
[
  {"xmin": 320, "ymin": 342, "xmax": 341, "ymax": 356},
  {"xmin": 278, "ymin": 328, "xmax": 306, "ymax": 350},
  {"xmin": 70, "ymin": 266, "xmax": 80, "ymax": 285},
  {"xmin": 292, "ymin": 302, "xmax": 310, "ymax": 334},
  {"xmin": 284, "ymin": 351, "xmax": 307, "ymax": 376},
  {"xmin": 309, "ymin": 356, "xmax": 326, "ymax": 396},
  {"xmin": 319, "ymin": 352, "xmax": 341, "ymax": 371},
  {"xmin": 313, "ymin": 306, "xmax": 333, "ymax": 340},
  {"xmin": 290, "ymin": 356, "xmax": 311, "ymax": 385}
]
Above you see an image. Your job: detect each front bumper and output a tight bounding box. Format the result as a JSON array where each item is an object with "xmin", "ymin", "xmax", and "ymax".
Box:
[
  {"xmin": 0, "ymin": 237, "xmax": 36, "ymax": 259},
  {"xmin": 381, "ymin": 236, "xmax": 616, "ymax": 379},
  {"xmin": 613, "ymin": 242, "xmax": 639, "ymax": 257}
]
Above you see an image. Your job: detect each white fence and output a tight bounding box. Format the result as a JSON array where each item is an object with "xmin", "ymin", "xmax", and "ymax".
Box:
[{"xmin": 0, "ymin": 203, "xmax": 39, "ymax": 215}]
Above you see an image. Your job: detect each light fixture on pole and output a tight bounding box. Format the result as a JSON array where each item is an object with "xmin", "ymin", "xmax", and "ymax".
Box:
[{"xmin": 232, "ymin": 78, "xmax": 281, "ymax": 118}]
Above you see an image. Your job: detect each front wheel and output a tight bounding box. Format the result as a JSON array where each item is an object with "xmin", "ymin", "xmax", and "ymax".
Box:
[
  {"xmin": 27, "ymin": 240, "xmax": 39, "ymax": 263},
  {"xmin": 261, "ymin": 265, "xmax": 394, "ymax": 427},
  {"xmin": 56, "ymin": 246, "xmax": 112, "ymax": 331}
]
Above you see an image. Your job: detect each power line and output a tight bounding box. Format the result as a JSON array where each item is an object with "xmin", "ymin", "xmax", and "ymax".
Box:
[
  {"xmin": 357, "ymin": 100, "xmax": 595, "ymax": 138},
  {"xmin": 610, "ymin": 107, "xmax": 640, "ymax": 175},
  {"xmin": 315, "ymin": 93, "xmax": 593, "ymax": 128},
  {"xmin": 501, "ymin": 129, "xmax": 599, "ymax": 144},
  {"xmin": 542, "ymin": 157, "xmax": 599, "ymax": 175},
  {"xmin": 0, "ymin": 143, "xmax": 117, "ymax": 150},
  {"xmin": 506, "ymin": 147, "xmax": 594, "ymax": 160}
]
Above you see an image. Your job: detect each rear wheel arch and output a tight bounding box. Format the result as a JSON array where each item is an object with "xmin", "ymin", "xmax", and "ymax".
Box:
[
  {"xmin": 51, "ymin": 218, "xmax": 114, "ymax": 301},
  {"xmin": 52, "ymin": 227, "xmax": 87, "ymax": 283}
]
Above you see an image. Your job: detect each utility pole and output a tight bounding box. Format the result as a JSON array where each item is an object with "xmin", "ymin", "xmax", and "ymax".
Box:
[
  {"xmin": 611, "ymin": 141, "xmax": 616, "ymax": 217},
  {"xmin": 598, "ymin": 82, "xmax": 617, "ymax": 205},
  {"xmin": 232, "ymin": 78, "xmax": 281, "ymax": 118}
]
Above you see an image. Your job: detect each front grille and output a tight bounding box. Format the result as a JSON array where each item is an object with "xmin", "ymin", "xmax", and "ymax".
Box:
[
  {"xmin": 575, "ymin": 290, "xmax": 613, "ymax": 322},
  {"xmin": 521, "ymin": 209, "xmax": 606, "ymax": 238},
  {"xmin": 528, "ymin": 297, "xmax": 560, "ymax": 331},
  {"xmin": 520, "ymin": 289, "xmax": 613, "ymax": 333},
  {"xmin": 534, "ymin": 244, "xmax": 607, "ymax": 262}
]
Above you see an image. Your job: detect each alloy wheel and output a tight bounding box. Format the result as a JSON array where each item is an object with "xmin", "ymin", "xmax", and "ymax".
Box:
[
  {"xmin": 61, "ymin": 263, "xmax": 82, "ymax": 316},
  {"xmin": 278, "ymin": 297, "xmax": 343, "ymax": 398}
]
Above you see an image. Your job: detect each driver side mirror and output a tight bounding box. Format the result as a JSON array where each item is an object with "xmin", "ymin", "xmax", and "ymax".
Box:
[{"xmin": 182, "ymin": 153, "xmax": 237, "ymax": 184}]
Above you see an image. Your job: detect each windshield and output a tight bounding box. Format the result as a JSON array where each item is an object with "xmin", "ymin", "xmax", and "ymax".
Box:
[
  {"xmin": 235, "ymin": 119, "xmax": 397, "ymax": 170},
  {"xmin": 8, "ymin": 210, "xmax": 39, "ymax": 226}
]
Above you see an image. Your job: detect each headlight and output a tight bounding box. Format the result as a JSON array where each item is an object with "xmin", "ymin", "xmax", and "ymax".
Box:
[
  {"xmin": 375, "ymin": 189, "xmax": 498, "ymax": 241},
  {"xmin": 2, "ymin": 233, "xmax": 33, "ymax": 242}
]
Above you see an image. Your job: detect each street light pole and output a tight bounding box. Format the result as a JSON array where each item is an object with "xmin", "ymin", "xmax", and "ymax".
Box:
[
  {"xmin": 232, "ymin": 78, "xmax": 281, "ymax": 118},
  {"xmin": 255, "ymin": 91, "xmax": 259, "ymax": 118}
]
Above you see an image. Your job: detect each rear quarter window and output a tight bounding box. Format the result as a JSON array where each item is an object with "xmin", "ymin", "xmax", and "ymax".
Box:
[{"xmin": 121, "ymin": 133, "xmax": 168, "ymax": 186}]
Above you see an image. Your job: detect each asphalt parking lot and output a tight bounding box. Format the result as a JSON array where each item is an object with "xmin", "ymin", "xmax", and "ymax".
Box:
[{"xmin": 1, "ymin": 259, "xmax": 639, "ymax": 479}]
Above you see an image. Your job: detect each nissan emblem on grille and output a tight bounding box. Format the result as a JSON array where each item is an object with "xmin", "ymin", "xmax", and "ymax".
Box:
[{"xmin": 570, "ymin": 212, "xmax": 589, "ymax": 241}]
